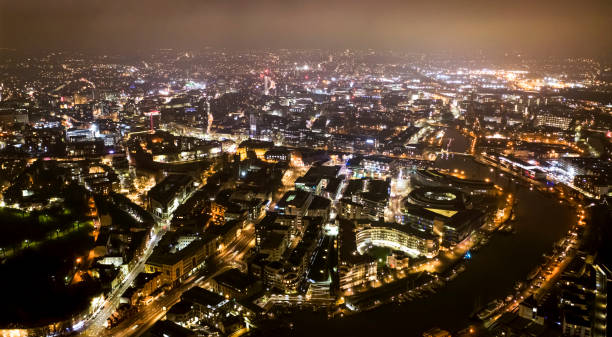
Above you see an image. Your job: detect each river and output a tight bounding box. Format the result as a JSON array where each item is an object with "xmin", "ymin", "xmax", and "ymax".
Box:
[{"xmin": 286, "ymin": 130, "xmax": 576, "ymax": 336}]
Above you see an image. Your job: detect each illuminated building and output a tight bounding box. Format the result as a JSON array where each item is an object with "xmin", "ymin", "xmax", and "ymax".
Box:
[
  {"xmin": 254, "ymin": 212, "xmax": 294, "ymax": 250},
  {"xmin": 66, "ymin": 128, "xmax": 95, "ymax": 142},
  {"xmin": 494, "ymin": 154, "xmax": 548, "ymax": 180},
  {"xmin": 573, "ymin": 175, "xmax": 612, "ymax": 197},
  {"xmin": 145, "ymin": 237, "xmax": 217, "ymax": 286},
  {"xmin": 210, "ymin": 200, "xmax": 248, "ymax": 223},
  {"xmin": 306, "ymin": 235, "xmax": 334, "ymax": 298},
  {"xmin": 276, "ymin": 191, "xmax": 313, "ymax": 217},
  {"xmin": 348, "ymin": 155, "xmax": 397, "ymax": 178},
  {"xmin": 517, "ymin": 296, "xmax": 545, "ymax": 325},
  {"xmin": 305, "ymin": 195, "xmax": 331, "ymax": 222},
  {"xmin": 275, "ymin": 190, "xmax": 313, "ymax": 235},
  {"xmin": 249, "ymin": 112, "xmax": 257, "ymax": 138},
  {"xmin": 262, "ymin": 261, "xmax": 287, "ymax": 292},
  {"xmin": 387, "ymin": 252, "xmax": 410, "ymax": 270},
  {"xmin": 338, "ymin": 198, "xmax": 370, "ymax": 220},
  {"xmin": 124, "ymin": 272, "xmax": 164, "ymax": 305},
  {"xmin": 551, "ymin": 157, "xmax": 612, "ymax": 180},
  {"xmin": 338, "ymin": 219, "xmax": 377, "ymax": 292},
  {"xmin": 0, "ymin": 110, "xmax": 29, "ymax": 125},
  {"xmin": 251, "ymin": 217, "xmax": 323, "ymax": 294},
  {"xmin": 534, "ymin": 112, "xmax": 572, "ymax": 130},
  {"xmin": 147, "ymin": 174, "xmax": 197, "ymax": 218},
  {"xmin": 294, "ymin": 165, "xmax": 342, "ymax": 195},
  {"xmin": 259, "ymin": 232, "xmax": 287, "ymax": 261},
  {"xmin": 66, "ymin": 139, "xmax": 105, "ymax": 157},
  {"xmin": 166, "ymin": 301, "xmax": 193, "ymax": 325},
  {"xmin": 356, "ymin": 222, "xmax": 439, "ymax": 258},
  {"xmin": 402, "ymin": 187, "xmax": 485, "ymax": 246},
  {"xmin": 249, "ymin": 213, "xmax": 322, "ymax": 293},
  {"xmin": 288, "ymin": 220, "xmax": 322, "ymax": 292},
  {"xmin": 236, "ymin": 139, "xmax": 274, "ymax": 160},
  {"xmin": 562, "ymin": 315, "xmax": 592, "ymax": 337},
  {"xmin": 264, "ymin": 147, "xmax": 292, "ymax": 162},
  {"xmin": 341, "ymin": 178, "xmax": 390, "ymax": 221},
  {"xmin": 210, "ymin": 268, "xmax": 260, "ymax": 300}
]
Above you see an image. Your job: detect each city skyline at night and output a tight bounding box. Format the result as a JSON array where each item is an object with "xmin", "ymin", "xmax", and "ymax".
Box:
[{"xmin": 0, "ymin": 1, "xmax": 611, "ymax": 337}]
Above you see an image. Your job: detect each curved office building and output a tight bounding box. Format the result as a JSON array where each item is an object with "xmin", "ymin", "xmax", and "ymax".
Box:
[
  {"xmin": 400, "ymin": 186, "xmax": 486, "ymax": 248},
  {"xmin": 355, "ymin": 223, "xmax": 439, "ymax": 258},
  {"xmin": 404, "ymin": 186, "xmax": 468, "ymax": 210}
]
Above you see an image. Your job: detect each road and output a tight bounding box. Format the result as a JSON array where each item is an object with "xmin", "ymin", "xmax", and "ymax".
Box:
[
  {"xmin": 80, "ymin": 186, "xmax": 202, "ymax": 336},
  {"xmin": 385, "ymin": 175, "xmax": 411, "ymax": 223},
  {"xmin": 98, "ymin": 164, "xmax": 282, "ymax": 337},
  {"xmin": 80, "ymin": 225, "xmax": 167, "ymax": 336},
  {"xmin": 110, "ymin": 264, "xmax": 232, "ymax": 337},
  {"xmin": 100, "ymin": 223, "xmax": 255, "ymax": 337}
]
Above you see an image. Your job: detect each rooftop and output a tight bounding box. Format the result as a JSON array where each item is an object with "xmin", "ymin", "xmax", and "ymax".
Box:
[
  {"xmin": 181, "ymin": 286, "xmax": 226, "ymax": 308},
  {"xmin": 213, "ymin": 268, "xmax": 257, "ymax": 292},
  {"xmin": 147, "ymin": 238, "xmax": 210, "ymax": 266},
  {"xmin": 147, "ymin": 174, "xmax": 194, "ymax": 206},
  {"xmin": 277, "ymin": 190, "xmax": 311, "ymax": 209},
  {"xmin": 308, "ymin": 195, "xmax": 332, "ymax": 210},
  {"xmin": 259, "ymin": 232, "xmax": 286, "ymax": 251},
  {"xmin": 142, "ymin": 320, "xmax": 196, "ymax": 337},
  {"xmin": 338, "ymin": 219, "xmax": 375, "ymax": 265},
  {"xmin": 134, "ymin": 271, "xmax": 162, "ymax": 289}
]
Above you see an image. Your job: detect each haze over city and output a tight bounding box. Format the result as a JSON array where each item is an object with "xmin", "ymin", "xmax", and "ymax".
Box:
[
  {"xmin": 0, "ymin": 1, "xmax": 611, "ymax": 337},
  {"xmin": 2, "ymin": 0, "xmax": 612, "ymax": 57}
]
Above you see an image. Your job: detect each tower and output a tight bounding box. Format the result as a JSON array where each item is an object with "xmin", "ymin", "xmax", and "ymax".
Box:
[
  {"xmin": 144, "ymin": 110, "xmax": 160, "ymax": 132},
  {"xmin": 264, "ymin": 75, "xmax": 275, "ymax": 96},
  {"xmin": 206, "ymin": 100, "xmax": 213, "ymax": 134},
  {"xmin": 249, "ymin": 112, "xmax": 257, "ymax": 138}
]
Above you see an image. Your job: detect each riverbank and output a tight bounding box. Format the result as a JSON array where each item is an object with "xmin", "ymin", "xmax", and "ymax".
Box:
[{"xmin": 285, "ymin": 154, "xmax": 574, "ymax": 336}]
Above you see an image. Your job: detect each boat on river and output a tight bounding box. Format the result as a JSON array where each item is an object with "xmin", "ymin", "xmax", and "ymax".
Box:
[{"xmin": 477, "ymin": 300, "xmax": 504, "ymax": 320}]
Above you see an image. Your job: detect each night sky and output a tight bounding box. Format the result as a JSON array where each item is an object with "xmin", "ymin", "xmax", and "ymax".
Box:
[{"xmin": 1, "ymin": 0, "xmax": 611, "ymax": 56}]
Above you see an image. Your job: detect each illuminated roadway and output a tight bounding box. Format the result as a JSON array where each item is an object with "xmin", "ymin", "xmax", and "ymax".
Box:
[
  {"xmin": 90, "ymin": 165, "xmax": 286, "ymax": 336},
  {"xmin": 107, "ymin": 264, "xmax": 231, "ymax": 337},
  {"xmin": 99, "ymin": 223, "xmax": 256, "ymax": 337},
  {"xmin": 83, "ymin": 160, "xmax": 451, "ymax": 335},
  {"xmin": 81, "ymin": 224, "xmax": 167, "ymax": 336},
  {"xmin": 81, "ymin": 188, "xmax": 201, "ymax": 336}
]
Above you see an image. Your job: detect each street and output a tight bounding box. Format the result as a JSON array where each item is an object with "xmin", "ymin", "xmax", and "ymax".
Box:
[
  {"xmin": 81, "ymin": 225, "xmax": 167, "ymax": 337},
  {"xmin": 98, "ymin": 220, "xmax": 255, "ymax": 337}
]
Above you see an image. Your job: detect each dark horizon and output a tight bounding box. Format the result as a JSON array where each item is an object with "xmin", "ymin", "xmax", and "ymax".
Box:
[{"xmin": 1, "ymin": 0, "xmax": 611, "ymax": 59}]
